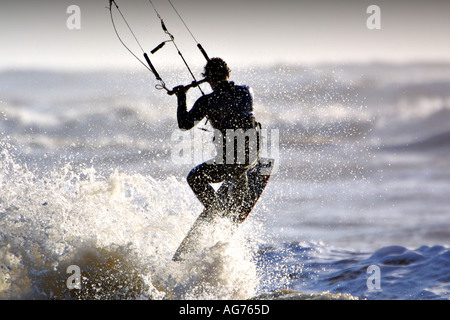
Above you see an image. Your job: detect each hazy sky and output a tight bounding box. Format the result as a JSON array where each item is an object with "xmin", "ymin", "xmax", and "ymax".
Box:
[{"xmin": 1, "ymin": 0, "xmax": 449, "ymax": 71}]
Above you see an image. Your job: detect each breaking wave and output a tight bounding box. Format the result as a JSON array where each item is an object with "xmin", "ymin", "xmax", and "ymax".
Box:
[{"xmin": 0, "ymin": 144, "xmax": 261, "ymax": 300}]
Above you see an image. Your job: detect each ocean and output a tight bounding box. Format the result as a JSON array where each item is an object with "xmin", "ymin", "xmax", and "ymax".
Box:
[{"xmin": 1, "ymin": 63, "xmax": 449, "ymax": 300}]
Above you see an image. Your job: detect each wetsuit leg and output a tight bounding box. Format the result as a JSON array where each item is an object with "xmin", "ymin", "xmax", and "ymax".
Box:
[
  {"xmin": 187, "ymin": 162, "xmax": 248, "ymax": 210},
  {"xmin": 226, "ymin": 170, "xmax": 249, "ymax": 215}
]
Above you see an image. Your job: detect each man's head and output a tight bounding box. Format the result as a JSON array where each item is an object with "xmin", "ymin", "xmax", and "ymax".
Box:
[{"xmin": 202, "ymin": 57, "xmax": 230, "ymax": 84}]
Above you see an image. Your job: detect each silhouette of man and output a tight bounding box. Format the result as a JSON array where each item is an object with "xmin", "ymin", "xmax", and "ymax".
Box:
[{"xmin": 173, "ymin": 58, "xmax": 260, "ymax": 213}]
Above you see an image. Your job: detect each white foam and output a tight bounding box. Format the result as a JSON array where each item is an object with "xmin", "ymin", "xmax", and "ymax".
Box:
[{"xmin": 0, "ymin": 146, "xmax": 263, "ymax": 299}]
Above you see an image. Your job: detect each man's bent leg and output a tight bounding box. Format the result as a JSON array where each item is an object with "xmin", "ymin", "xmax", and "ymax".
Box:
[{"xmin": 187, "ymin": 162, "xmax": 229, "ymax": 210}]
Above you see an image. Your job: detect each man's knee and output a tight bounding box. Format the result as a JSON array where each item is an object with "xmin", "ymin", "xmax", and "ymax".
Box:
[{"xmin": 187, "ymin": 168, "xmax": 201, "ymax": 188}]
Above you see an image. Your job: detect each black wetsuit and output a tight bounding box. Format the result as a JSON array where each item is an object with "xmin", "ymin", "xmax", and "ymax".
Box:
[{"xmin": 177, "ymin": 81, "xmax": 259, "ymax": 211}]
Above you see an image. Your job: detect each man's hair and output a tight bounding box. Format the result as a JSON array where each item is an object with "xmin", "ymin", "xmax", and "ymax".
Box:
[{"xmin": 202, "ymin": 57, "xmax": 230, "ymax": 82}]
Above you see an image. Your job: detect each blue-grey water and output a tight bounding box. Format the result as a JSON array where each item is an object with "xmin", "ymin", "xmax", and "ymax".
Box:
[{"xmin": 1, "ymin": 63, "xmax": 449, "ymax": 299}]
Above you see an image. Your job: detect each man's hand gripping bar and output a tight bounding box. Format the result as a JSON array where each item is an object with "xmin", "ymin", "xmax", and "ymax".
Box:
[{"xmin": 167, "ymin": 78, "xmax": 207, "ymax": 96}]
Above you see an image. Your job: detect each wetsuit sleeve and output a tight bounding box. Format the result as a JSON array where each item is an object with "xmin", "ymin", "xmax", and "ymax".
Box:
[{"xmin": 177, "ymin": 93, "xmax": 208, "ymax": 130}]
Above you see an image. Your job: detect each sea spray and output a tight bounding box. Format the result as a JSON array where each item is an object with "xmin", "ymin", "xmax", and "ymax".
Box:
[
  {"xmin": 156, "ymin": 217, "xmax": 261, "ymax": 300},
  {"xmin": 0, "ymin": 144, "xmax": 263, "ymax": 299}
]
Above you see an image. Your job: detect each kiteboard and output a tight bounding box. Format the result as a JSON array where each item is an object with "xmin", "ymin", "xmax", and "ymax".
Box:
[{"xmin": 172, "ymin": 157, "xmax": 274, "ymax": 261}]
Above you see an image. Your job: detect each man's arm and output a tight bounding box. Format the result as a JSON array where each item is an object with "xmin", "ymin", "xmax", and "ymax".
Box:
[{"xmin": 177, "ymin": 90, "xmax": 208, "ymax": 130}]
